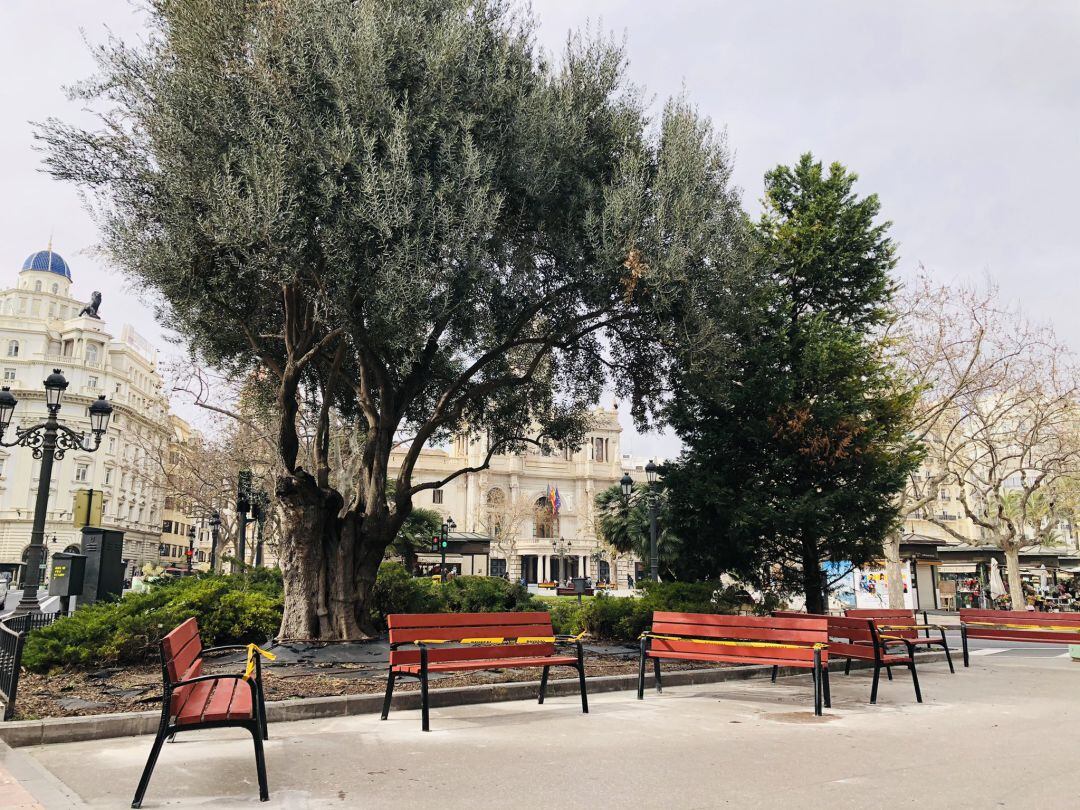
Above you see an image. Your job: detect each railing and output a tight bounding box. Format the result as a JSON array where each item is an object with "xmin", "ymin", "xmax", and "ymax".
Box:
[{"xmin": 0, "ymin": 612, "xmax": 59, "ymax": 720}]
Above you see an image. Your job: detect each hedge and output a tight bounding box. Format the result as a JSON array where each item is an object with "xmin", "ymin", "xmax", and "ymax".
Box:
[{"xmin": 24, "ymin": 563, "xmax": 764, "ymax": 672}]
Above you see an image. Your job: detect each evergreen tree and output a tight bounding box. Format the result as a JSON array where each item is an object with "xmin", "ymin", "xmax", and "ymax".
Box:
[{"xmin": 666, "ymin": 155, "xmax": 920, "ymax": 612}]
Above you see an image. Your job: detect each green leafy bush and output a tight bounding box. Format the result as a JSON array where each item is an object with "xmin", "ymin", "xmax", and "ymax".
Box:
[
  {"xmin": 23, "ymin": 571, "xmax": 283, "ymax": 673},
  {"xmin": 368, "ymin": 564, "xmax": 543, "ymax": 629}
]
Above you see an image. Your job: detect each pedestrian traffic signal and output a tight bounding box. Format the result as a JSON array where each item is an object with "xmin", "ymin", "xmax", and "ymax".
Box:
[{"xmin": 431, "ymin": 537, "xmax": 439, "ymax": 552}]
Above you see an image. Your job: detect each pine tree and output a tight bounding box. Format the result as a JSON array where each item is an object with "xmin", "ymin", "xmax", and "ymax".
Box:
[{"xmin": 666, "ymin": 155, "xmax": 921, "ymax": 612}]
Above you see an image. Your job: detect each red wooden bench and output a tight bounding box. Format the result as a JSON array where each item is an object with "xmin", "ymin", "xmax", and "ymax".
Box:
[
  {"xmin": 845, "ymin": 608, "xmax": 955, "ymax": 673},
  {"xmin": 960, "ymin": 609, "xmax": 1080, "ymax": 667},
  {"xmin": 637, "ymin": 612, "xmax": 830, "ymax": 715},
  {"xmin": 383, "ymin": 611, "xmax": 587, "ymax": 731},
  {"xmin": 774, "ymin": 611, "xmax": 924, "ymax": 704},
  {"xmin": 132, "ymin": 618, "xmax": 270, "ymax": 808}
]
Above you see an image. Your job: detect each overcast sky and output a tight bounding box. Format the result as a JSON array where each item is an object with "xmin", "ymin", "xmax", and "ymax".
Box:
[{"xmin": 2, "ymin": 1, "xmax": 1077, "ymax": 459}]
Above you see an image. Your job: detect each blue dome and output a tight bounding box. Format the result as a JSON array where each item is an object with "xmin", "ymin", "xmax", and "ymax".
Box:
[{"xmin": 21, "ymin": 250, "xmax": 71, "ymax": 280}]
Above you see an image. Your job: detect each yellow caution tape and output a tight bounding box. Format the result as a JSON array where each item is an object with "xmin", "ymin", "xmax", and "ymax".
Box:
[
  {"xmin": 963, "ymin": 621, "xmax": 1080, "ymax": 633},
  {"xmin": 243, "ymin": 643, "xmax": 277, "ymax": 681},
  {"xmin": 643, "ymin": 633, "xmax": 826, "ymax": 651}
]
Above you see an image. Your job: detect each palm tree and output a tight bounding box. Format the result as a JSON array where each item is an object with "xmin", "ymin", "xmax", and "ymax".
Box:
[{"xmin": 594, "ymin": 484, "xmax": 681, "ymax": 580}]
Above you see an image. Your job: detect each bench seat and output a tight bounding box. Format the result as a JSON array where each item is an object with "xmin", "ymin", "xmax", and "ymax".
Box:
[{"xmin": 175, "ymin": 677, "xmax": 255, "ymax": 725}]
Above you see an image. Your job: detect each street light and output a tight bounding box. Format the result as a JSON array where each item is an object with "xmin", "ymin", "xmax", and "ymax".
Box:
[
  {"xmin": 644, "ymin": 460, "xmax": 660, "ymax": 583},
  {"xmin": 620, "ymin": 472, "xmax": 634, "ymax": 499},
  {"xmin": 0, "ymin": 371, "xmax": 113, "ymax": 614},
  {"xmin": 551, "ymin": 537, "xmax": 572, "ymax": 583}
]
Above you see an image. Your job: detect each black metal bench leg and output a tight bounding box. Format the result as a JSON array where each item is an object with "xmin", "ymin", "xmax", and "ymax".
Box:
[
  {"xmin": 653, "ymin": 657, "xmax": 662, "ymax": 693},
  {"xmin": 420, "ymin": 646, "xmax": 430, "ymax": 732},
  {"xmin": 637, "ymin": 638, "xmax": 647, "ymax": 700},
  {"xmin": 908, "ymin": 660, "xmax": 923, "ymax": 703},
  {"xmin": 812, "ymin": 649, "xmax": 823, "ymax": 716},
  {"xmin": 381, "ymin": 671, "xmax": 396, "ymax": 720},
  {"xmin": 538, "ymin": 666, "xmax": 550, "ymax": 704},
  {"xmin": 942, "ymin": 634, "xmax": 955, "ymax": 674},
  {"xmin": 258, "ymin": 681, "xmax": 269, "ymax": 741},
  {"xmin": 770, "ymin": 665, "xmax": 778, "ymax": 683},
  {"xmin": 870, "ymin": 662, "xmax": 881, "ymax": 704},
  {"xmin": 577, "ymin": 664, "xmax": 589, "ymax": 714},
  {"xmin": 844, "ymin": 658, "xmax": 851, "ymax": 675},
  {"xmin": 961, "ymin": 626, "xmax": 970, "ymax": 668},
  {"xmin": 131, "ymin": 725, "xmax": 169, "ymax": 808},
  {"xmin": 822, "ymin": 665, "xmax": 831, "ymax": 709},
  {"xmin": 886, "ymin": 665, "xmax": 893, "ymax": 681},
  {"xmin": 250, "ymin": 722, "xmax": 269, "ymax": 802}
]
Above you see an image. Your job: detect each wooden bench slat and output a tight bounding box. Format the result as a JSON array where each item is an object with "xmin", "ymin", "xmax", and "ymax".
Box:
[
  {"xmin": 201, "ymin": 679, "xmax": 238, "ymax": 722},
  {"xmin": 391, "ymin": 642, "xmax": 556, "ymax": 666},
  {"xmin": 174, "ymin": 678, "xmax": 215, "ymax": 724},
  {"xmin": 653, "ymin": 611, "xmax": 828, "ymax": 632},
  {"xmin": 649, "ymin": 638, "xmax": 821, "ymax": 663},
  {"xmin": 387, "ymin": 612, "xmax": 552, "ymax": 630},
  {"xmin": 651, "ymin": 622, "xmax": 827, "ymax": 645},
  {"xmin": 394, "ymin": 655, "xmax": 578, "ymax": 674}
]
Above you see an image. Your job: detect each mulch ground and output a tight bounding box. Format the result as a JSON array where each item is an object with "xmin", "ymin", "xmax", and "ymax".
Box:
[{"xmin": 14, "ymin": 655, "xmax": 723, "ymax": 721}]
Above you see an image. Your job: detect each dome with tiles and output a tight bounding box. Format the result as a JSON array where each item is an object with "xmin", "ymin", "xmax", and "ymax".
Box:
[{"xmin": 21, "ymin": 249, "xmax": 71, "ymax": 280}]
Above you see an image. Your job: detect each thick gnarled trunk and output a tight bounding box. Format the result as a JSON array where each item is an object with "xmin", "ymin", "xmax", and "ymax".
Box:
[
  {"xmin": 802, "ymin": 542, "xmax": 825, "ymax": 615},
  {"xmin": 275, "ymin": 472, "xmax": 389, "ymax": 640}
]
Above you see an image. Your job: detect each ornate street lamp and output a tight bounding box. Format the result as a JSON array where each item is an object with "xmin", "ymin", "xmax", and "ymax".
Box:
[
  {"xmin": 0, "ymin": 371, "xmax": 113, "ymax": 614},
  {"xmin": 620, "ymin": 472, "xmax": 634, "ymax": 499},
  {"xmin": 644, "ymin": 460, "xmax": 660, "ymax": 583},
  {"xmin": 551, "ymin": 536, "xmax": 572, "ymax": 583}
]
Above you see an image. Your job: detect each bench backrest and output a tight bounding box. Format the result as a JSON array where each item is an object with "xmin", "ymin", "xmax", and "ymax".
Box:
[
  {"xmin": 160, "ymin": 617, "xmax": 204, "ymax": 714},
  {"xmin": 388, "ymin": 612, "xmax": 556, "ymax": 666},
  {"xmin": 650, "ymin": 611, "xmax": 828, "ymax": 664},
  {"xmin": 845, "ymin": 608, "xmax": 920, "ymax": 639},
  {"xmin": 773, "ymin": 610, "xmax": 886, "ymax": 661},
  {"xmin": 960, "ymin": 609, "xmax": 1080, "ymax": 644}
]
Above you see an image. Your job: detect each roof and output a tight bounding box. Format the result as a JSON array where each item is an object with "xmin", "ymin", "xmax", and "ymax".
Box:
[{"xmin": 21, "ymin": 249, "xmax": 71, "ymax": 279}]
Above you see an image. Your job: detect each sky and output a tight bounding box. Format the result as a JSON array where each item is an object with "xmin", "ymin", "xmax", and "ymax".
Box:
[{"xmin": 2, "ymin": 0, "xmax": 1078, "ymax": 460}]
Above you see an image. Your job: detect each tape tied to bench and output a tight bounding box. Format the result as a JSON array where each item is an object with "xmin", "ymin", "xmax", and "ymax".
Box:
[
  {"xmin": 243, "ymin": 643, "xmax": 277, "ymax": 681},
  {"xmin": 963, "ymin": 621, "xmax": 1080, "ymax": 633},
  {"xmin": 413, "ymin": 631, "xmax": 588, "ymax": 646},
  {"xmin": 642, "ymin": 632, "xmax": 827, "ymax": 651}
]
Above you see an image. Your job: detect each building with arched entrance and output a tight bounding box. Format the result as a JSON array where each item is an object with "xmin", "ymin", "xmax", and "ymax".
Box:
[{"xmin": 389, "ymin": 405, "xmax": 640, "ymax": 585}]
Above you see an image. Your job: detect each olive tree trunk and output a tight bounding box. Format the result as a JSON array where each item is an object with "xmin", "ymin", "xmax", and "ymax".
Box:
[
  {"xmin": 1004, "ymin": 543, "xmax": 1025, "ymax": 610},
  {"xmin": 883, "ymin": 532, "xmax": 907, "ymax": 609}
]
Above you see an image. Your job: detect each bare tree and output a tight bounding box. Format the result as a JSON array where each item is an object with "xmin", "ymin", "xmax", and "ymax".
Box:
[
  {"xmin": 916, "ymin": 312, "xmax": 1080, "ymax": 608},
  {"xmin": 882, "ymin": 274, "xmax": 1028, "ymax": 606}
]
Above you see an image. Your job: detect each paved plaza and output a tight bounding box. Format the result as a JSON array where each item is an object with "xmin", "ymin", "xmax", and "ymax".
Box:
[{"xmin": 2, "ymin": 646, "xmax": 1074, "ymax": 809}]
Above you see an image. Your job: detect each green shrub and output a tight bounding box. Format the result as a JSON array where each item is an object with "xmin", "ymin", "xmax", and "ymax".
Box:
[
  {"xmin": 23, "ymin": 571, "xmax": 283, "ymax": 673},
  {"xmin": 368, "ymin": 562, "xmax": 442, "ymax": 629}
]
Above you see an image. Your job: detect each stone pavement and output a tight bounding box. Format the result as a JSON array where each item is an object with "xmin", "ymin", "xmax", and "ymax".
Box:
[{"xmin": 13, "ymin": 653, "xmax": 1080, "ymax": 808}]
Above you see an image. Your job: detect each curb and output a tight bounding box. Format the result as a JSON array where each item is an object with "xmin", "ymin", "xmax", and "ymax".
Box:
[{"xmin": 0, "ymin": 651, "xmax": 946, "ymax": 748}]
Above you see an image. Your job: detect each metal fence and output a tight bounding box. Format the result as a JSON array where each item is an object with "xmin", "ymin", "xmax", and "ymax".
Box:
[{"xmin": 0, "ymin": 611, "xmax": 59, "ymax": 720}]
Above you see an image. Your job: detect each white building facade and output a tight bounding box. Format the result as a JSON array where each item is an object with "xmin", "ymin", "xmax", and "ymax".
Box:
[
  {"xmin": 392, "ymin": 406, "xmax": 642, "ymax": 584},
  {"xmin": 0, "ymin": 249, "xmax": 171, "ymax": 582}
]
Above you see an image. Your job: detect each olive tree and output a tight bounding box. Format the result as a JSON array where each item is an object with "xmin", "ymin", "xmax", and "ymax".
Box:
[{"xmin": 41, "ymin": 0, "xmax": 747, "ymax": 637}]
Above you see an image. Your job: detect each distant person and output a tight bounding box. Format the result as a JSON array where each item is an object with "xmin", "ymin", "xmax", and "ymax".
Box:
[
  {"xmin": 520, "ymin": 575, "xmax": 528, "ymax": 588},
  {"xmin": 627, "ymin": 574, "xmax": 634, "ymax": 589}
]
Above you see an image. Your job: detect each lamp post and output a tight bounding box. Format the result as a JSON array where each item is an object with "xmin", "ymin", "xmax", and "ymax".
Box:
[
  {"xmin": 208, "ymin": 511, "xmax": 221, "ymax": 573},
  {"xmin": 235, "ymin": 469, "xmax": 252, "ymax": 571},
  {"xmin": 0, "ymin": 372, "xmax": 113, "ymax": 615},
  {"xmin": 440, "ymin": 516, "xmax": 456, "ymax": 582},
  {"xmin": 186, "ymin": 525, "xmax": 196, "ymax": 574},
  {"xmin": 551, "ymin": 537, "xmax": 572, "ymax": 583},
  {"xmin": 619, "ymin": 462, "xmax": 660, "ymax": 584}
]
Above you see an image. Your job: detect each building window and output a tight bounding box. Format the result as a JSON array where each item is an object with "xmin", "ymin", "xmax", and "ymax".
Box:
[
  {"xmin": 104, "ymin": 467, "xmax": 113, "ymax": 485},
  {"xmin": 3, "ymin": 368, "xmax": 14, "ymax": 381},
  {"xmin": 75, "ymin": 463, "xmax": 89, "ymax": 482},
  {"xmin": 86, "ymin": 343, "xmax": 99, "ymax": 365},
  {"xmin": 6, "ymin": 340, "xmax": 17, "ymax": 358},
  {"xmin": 592, "ymin": 437, "xmax": 608, "ymax": 463},
  {"xmin": 51, "ymin": 283, "xmax": 58, "ymax": 294},
  {"xmin": 108, "ymin": 437, "xmax": 116, "ymax": 453},
  {"xmin": 490, "ymin": 558, "xmax": 507, "ymax": 577},
  {"xmin": 534, "ymin": 496, "xmax": 556, "ymax": 538},
  {"xmin": 162, "ymin": 519, "xmax": 173, "ymax": 534},
  {"xmin": 34, "ymin": 280, "xmax": 42, "ymax": 292},
  {"xmin": 88, "ymin": 376, "xmax": 99, "ymax": 390},
  {"xmin": 432, "ymin": 488, "xmax": 444, "ymax": 504},
  {"xmin": 0, "ymin": 457, "xmax": 5, "ymax": 477}
]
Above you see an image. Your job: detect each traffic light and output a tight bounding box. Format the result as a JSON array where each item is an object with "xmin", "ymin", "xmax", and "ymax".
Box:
[
  {"xmin": 441, "ymin": 538, "xmax": 448, "ymax": 549},
  {"xmin": 431, "ymin": 536, "xmax": 439, "ymax": 552}
]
